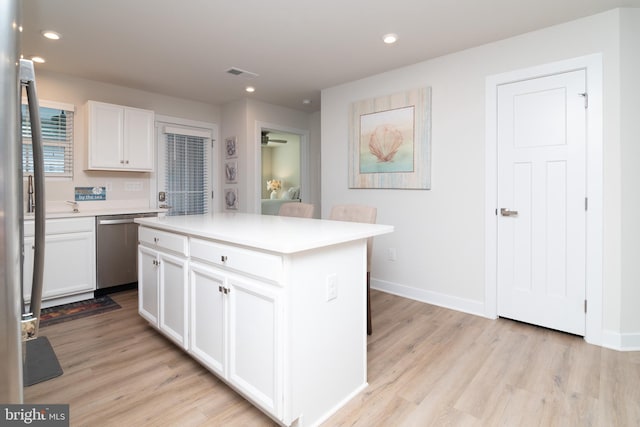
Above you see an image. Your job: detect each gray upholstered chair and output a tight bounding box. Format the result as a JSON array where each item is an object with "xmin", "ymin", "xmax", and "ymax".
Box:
[
  {"xmin": 278, "ymin": 202, "xmax": 314, "ymax": 218},
  {"xmin": 329, "ymin": 204, "xmax": 377, "ymax": 335}
]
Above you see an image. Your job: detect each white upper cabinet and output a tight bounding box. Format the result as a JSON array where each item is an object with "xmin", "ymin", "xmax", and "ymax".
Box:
[{"xmin": 87, "ymin": 100, "xmax": 154, "ymax": 171}]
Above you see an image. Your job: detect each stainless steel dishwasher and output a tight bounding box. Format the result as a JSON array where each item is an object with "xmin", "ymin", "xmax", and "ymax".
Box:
[{"xmin": 96, "ymin": 212, "xmax": 158, "ymax": 292}]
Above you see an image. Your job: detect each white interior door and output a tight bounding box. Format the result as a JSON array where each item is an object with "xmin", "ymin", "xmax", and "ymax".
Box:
[{"xmin": 497, "ymin": 69, "xmax": 587, "ymax": 336}]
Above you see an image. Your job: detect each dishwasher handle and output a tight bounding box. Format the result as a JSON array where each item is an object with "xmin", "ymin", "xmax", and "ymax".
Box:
[{"xmin": 98, "ymin": 218, "xmax": 136, "ymax": 225}]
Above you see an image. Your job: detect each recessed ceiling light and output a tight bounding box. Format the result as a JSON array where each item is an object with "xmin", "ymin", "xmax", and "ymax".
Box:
[
  {"xmin": 41, "ymin": 30, "xmax": 61, "ymax": 40},
  {"xmin": 245, "ymin": 86, "xmax": 255, "ymax": 93},
  {"xmin": 302, "ymin": 99, "xmax": 311, "ymax": 105},
  {"xmin": 383, "ymin": 33, "xmax": 398, "ymax": 44},
  {"xmin": 30, "ymin": 56, "xmax": 45, "ymax": 64}
]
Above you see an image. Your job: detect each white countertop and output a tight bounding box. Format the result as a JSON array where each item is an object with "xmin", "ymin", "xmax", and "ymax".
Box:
[{"xmin": 136, "ymin": 213, "xmax": 393, "ymax": 254}]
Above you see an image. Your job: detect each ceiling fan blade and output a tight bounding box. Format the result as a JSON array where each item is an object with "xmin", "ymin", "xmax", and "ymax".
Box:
[{"xmin": 261, "ymin": 131, "xmax": 287, "ymax": 144}]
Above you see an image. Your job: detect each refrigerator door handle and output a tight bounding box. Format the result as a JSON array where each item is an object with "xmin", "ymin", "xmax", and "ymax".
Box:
[{"xmin": 20, "ymin": 59, "xmax": 45, "ymax": 337}]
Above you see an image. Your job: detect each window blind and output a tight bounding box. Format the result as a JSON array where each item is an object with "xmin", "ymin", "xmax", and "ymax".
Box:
[
  {"xmin": 22, "ymin": 103, "xmax": 74, "ymax": 178},
  {"xmin": 165, "ymin": 132, "xmax": 208, "ymax": 216}
]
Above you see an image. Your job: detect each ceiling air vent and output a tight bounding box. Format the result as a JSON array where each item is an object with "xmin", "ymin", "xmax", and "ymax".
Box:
[{"xmin": 225, "ymin": 67, "xmax": 259, "ymax": 79}]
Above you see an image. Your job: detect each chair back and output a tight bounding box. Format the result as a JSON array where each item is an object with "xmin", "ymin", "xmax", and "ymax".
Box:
[
  {"xmin": 279, "ymin": 202, "xmax": 314, "ymax": 218},
  {"xmin": 329, "ymin": 205, "xmax": 377, "ymax": 271}
]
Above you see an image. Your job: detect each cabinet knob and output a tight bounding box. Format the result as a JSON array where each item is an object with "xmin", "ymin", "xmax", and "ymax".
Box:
[
  {"xmin": 125, "ymin": 160, "xmax": 130, "ymax": 164},
  {"xmin": 120, "ymin": 160, "xmax": 125, "ymax": 164}
]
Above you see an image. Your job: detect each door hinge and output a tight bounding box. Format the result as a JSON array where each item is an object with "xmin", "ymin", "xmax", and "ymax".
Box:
[
  {"xmin": 579, "ymin": 92, "xmax": 588, "ymax": 108},
  {"xmin": 211, "ymin": 191, "xmax": 214, "ymax": 199},
  {"xmin": 585, "ymin": 197, "xmax": 588, "ymax": 211},
  {"xmin": 584, "ymin": 300, "xmax": 587, "ymax": 313}
]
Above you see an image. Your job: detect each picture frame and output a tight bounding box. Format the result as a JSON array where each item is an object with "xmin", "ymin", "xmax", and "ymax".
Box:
[
  {"xmin": 225, "ymin": 136, "xmax": 237, "ymax": 159},
  {"xmin": 224, "ymin": 188, "xmax": 238, "ymax": 210},
  {"xmin": 348, "ymin": 87, "xmax": 431, "ymax": 189},
  {"xmin": 224, "ymin": 161, "xmax": 238, "ymax": 183}
]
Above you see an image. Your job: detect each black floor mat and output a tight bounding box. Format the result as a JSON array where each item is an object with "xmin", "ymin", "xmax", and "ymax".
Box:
[{"xmin": 23, "ymin": 336, "xmax": 63, "ymax": 386}]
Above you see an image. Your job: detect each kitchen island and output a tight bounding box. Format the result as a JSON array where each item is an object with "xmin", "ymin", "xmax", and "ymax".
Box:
[{"xmin": 135, "ymin": 213, "xmax": 393, "ymax": 426}]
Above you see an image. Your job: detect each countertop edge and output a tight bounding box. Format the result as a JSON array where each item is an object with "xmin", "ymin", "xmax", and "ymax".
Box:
[
  {"xmin": 24, "ymin": 208, "xmax": 167, "ymax": 220},
  {"xmin": 135, "ymin": 214, "xmax": 394, "ymax": 254}
]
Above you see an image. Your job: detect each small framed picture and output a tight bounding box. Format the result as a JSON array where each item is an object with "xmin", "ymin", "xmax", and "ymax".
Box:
[
  {"xmin": 224, "ymin": 161, "xmax": 238, "ymax": 183},
  {"xmin": 225, "ymin": 136, "xmax": 237, "ymax": 158},
  {"xmin": 224, "ymin": 188, "xmax": 238, "ymax": 210}
]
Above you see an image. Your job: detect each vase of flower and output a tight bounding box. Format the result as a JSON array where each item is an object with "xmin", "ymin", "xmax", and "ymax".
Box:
[{"xmin": 267, "ymin": 179, "xmax": 281, "ymax": 199}]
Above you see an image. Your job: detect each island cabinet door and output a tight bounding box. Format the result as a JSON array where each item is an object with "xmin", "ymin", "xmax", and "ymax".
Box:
[
  {"xmin": 138, "ymin": 245, "xmax": 159, "ymax": 325},
  {"xmin": 227, "ymin": 274, "xmax": 283, "ymax": 419},
  {"xmin": 158, "ymin": 252, "xmax": 189, "ymax": 349},
  {"xmin": 188, "ymin": 262, "xmax": 226, "ymax": 377}
]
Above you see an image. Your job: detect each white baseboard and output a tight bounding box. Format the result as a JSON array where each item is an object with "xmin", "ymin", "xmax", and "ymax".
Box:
[
  {"xmin": 601, "ymin": 330, "xmax": 640, "ymax": 351},
  {"xmin": 372, "ymin": 279, "xmax": 640, "ymax": 352},
  {"xmin": 371, "ymin": 278, "xmax": 486, "ymax": 319}
]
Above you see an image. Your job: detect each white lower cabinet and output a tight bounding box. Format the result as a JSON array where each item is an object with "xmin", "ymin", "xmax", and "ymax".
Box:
[
  {"xmin": 23, "ymin": 217, "xmax": 96, "ymax": 306},
  {"xmin": 189, "ymin": 263, "xmax": 225, "ymax": 376},
  {"xmin": 138, "ymin": 227, "xmax": 189, "ymax": 349},
  {"xmin": 137, "ymin": 225, "xmax": 369, "ymax": 426},
  {"xmin": 189, "ymin": 261, "xmax": 282, "ymax": 418},
  {"xmin": 138, "ymin": 246, "xmax": 159, "ymax": 325}
]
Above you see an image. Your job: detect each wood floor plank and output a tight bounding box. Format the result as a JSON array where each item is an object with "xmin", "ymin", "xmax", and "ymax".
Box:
[{"xmin": 24, "ymin": 289, "xmax": 640, "ymax": 426}]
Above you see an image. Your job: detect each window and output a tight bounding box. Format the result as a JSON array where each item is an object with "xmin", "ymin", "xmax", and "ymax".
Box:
[
  {"xmin": 21, "ymin": 100, "xmax": 74, "ymax": 178},
  {"xmin": 164, "ymin": 129, "xmax": 210, "ymax": 216}
]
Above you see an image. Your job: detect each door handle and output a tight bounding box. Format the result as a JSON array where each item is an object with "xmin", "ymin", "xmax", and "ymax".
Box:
[
  {"xmin": 500, "ymin": 208, "xmax": 518, "ymax": 217},
  {"xmin": 98, "ymin": 218, "xmax": 135, "ymax": 225}
]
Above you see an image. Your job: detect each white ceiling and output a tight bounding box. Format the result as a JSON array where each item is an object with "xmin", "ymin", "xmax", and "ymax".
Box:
[{"xmin": 21, "ymin": 0, "xmax": 640, "ymax": 113}]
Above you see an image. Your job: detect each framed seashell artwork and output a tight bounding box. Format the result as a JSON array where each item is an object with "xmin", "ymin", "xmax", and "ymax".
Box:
[
  {"xmin": 224, "ymin": 187, "xmax": 238, "ymax": 210},
  {"xmin": 225, "ymin": 161, "xmax": 238, "ymax": 183},
  {"xmin": 225, "ymin": 136, "xmax": 238, "ymax": 159},
  {"xmin": 349, "ymin": 87, "xmax": 431, "ymax": 189}
]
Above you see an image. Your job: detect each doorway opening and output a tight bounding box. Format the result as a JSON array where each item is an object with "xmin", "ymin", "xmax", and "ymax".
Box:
[{"xmin": 256, "ymin": 123, "xmax": 310, "ymax": 216}]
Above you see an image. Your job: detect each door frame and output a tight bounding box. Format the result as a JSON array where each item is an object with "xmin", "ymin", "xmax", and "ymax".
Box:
[
  {"xmin": 484, "ymin": 54, "xmax": 603, "ymax": 345},
  {"xmin": 152, "ymin": 115, "xmax": 218, "ymax": 213}
]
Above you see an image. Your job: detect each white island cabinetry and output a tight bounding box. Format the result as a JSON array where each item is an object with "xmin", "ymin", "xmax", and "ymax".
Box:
[
  {"xmin": 136, "ymin": 213, "xmax": 393, "ymax": 427},
  {"xmin": 138, "ymin": 226, "xmax": 189, "ymax": 349},
  {"xmin": 189, "ymin": 237, "xmax": 283, "ymax": 417}
]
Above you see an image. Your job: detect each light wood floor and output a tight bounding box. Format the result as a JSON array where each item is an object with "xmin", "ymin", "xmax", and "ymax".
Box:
[{"xmin": 25, "ymin": 289, "xmax": 640, "ymax": 426}]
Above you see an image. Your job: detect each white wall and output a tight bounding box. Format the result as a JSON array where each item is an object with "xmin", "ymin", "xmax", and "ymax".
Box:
[
  {"xmin": 322, "ymin": 8, "xmax": 638, "ymax": 341},
  {"xmin": 222, "ymin": 99, "xmax": 318, "ymax": 214},
  {"xmin": 309, "ymin": 111, "xmax": 322, "ymax": 217},
  {"xmin": 620, "ymin": 8, "xmax": 640, "ymax": 341},
  {"xmin": 34, "ymin": 70, "xmax": 221, "ymax": 208}
]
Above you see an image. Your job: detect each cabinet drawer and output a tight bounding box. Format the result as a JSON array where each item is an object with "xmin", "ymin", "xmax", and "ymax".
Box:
[
  {"xmin": 139, "ymin": 226, "xmax": 188, "ymax": 256},
  {"xmin": 24, "ymin": 217, "xmax": 95, "ymax": 237},
  {"xmin": 190, "ymin": 238, "xmax": 282, "ymax": 283}
]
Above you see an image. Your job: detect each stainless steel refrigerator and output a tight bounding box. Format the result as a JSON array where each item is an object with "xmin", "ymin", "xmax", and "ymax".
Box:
[{"xmin": 1, "ymin": 0, "xmax": 47, "ymax": 403}]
